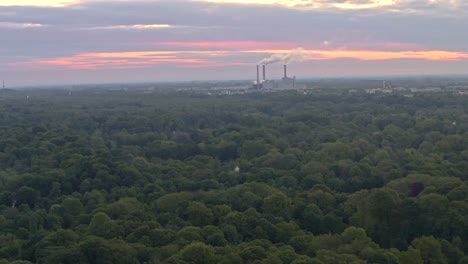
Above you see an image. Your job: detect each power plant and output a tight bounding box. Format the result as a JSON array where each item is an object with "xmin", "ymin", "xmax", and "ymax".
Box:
[{"xmin": 253, "ymin": 64, "xmax": 296, "ymax": 90}]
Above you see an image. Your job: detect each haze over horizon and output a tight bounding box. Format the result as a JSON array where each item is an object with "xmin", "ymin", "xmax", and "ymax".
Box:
[{"xmin": 2, "ymin": 0, "xmax": 468, "ymax": 87}]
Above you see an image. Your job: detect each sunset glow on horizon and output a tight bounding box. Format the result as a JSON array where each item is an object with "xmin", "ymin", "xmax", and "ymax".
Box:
[
  {"xmin": 2, "ymin": 0, "xmax": 468, "ymax": 86},
  {"xmin": 10, "ymin": 46, "xmax": 468, "ymax": 72}
]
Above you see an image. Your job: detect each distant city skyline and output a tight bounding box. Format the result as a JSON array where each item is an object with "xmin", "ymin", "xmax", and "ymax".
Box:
[{"xmin": 2, "ymin": 0, "xmax": 468, "ymax": 86}]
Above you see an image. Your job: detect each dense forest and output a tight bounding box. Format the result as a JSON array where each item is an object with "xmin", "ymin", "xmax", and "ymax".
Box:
[{"xmin": 1, "ymin": 89, "xmax": 468, "ymax": 264}]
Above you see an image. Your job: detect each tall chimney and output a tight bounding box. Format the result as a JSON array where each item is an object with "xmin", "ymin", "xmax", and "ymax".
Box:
[
  {"xmin": 283, "ymin": 64, "xmax": 287, "ymax": 78},
  {"xmin": 256, "ymin": 65, "xmax": 260, "ymax": 87},
  {"xmin": 262, "ymin": 65, "xmax": 266, "ymax": 81}
]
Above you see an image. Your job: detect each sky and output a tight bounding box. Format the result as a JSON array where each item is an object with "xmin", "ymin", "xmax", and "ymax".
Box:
[{"xmin": 1, "ymin": 0, "xmax": 468, "ymax": 86}]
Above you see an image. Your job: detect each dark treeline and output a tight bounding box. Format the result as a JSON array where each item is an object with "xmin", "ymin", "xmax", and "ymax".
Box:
[{"xmin": 1, "ymin": 90, "xmax": 468, "ymax": 264}]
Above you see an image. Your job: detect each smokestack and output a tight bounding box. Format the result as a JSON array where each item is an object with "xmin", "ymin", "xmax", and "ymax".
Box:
[
  {"xmin": 284, "ymin": 64, "xmax": 287, "ymax": 78},
  {"xmin": 256, "ymin": 65, "xmax": 260, "ymax": 87},
  {"xmin": 262, "ymin": 65, "xmax": 266, "ymax": 81}
]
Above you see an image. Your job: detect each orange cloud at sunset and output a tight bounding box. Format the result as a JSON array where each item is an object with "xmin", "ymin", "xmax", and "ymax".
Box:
[
  {"xmin": 14, "ymin": 54, "xmax": 210, "ymax": 70},
  {"xmin": 327, "ymin": 50, "xmax": 468, "ymax": 61},
  {"xmin": 246, "ymin": 49, "xmax": 468, "ymax": 62}
]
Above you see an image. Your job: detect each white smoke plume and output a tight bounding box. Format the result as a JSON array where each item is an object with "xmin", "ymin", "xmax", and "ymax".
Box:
[
  {"xmin": 258, "ymin": 54, "xmax": 284, "ymax": 65},
  {"xmin": 258, "ymin": 48, "xmax": 306, "ymax": 65}
]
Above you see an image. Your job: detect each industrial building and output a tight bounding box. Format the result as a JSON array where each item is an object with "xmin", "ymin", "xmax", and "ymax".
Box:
[{"xmin": 253, "ymin": 64, "xmax": 297, "ymax": 90}]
